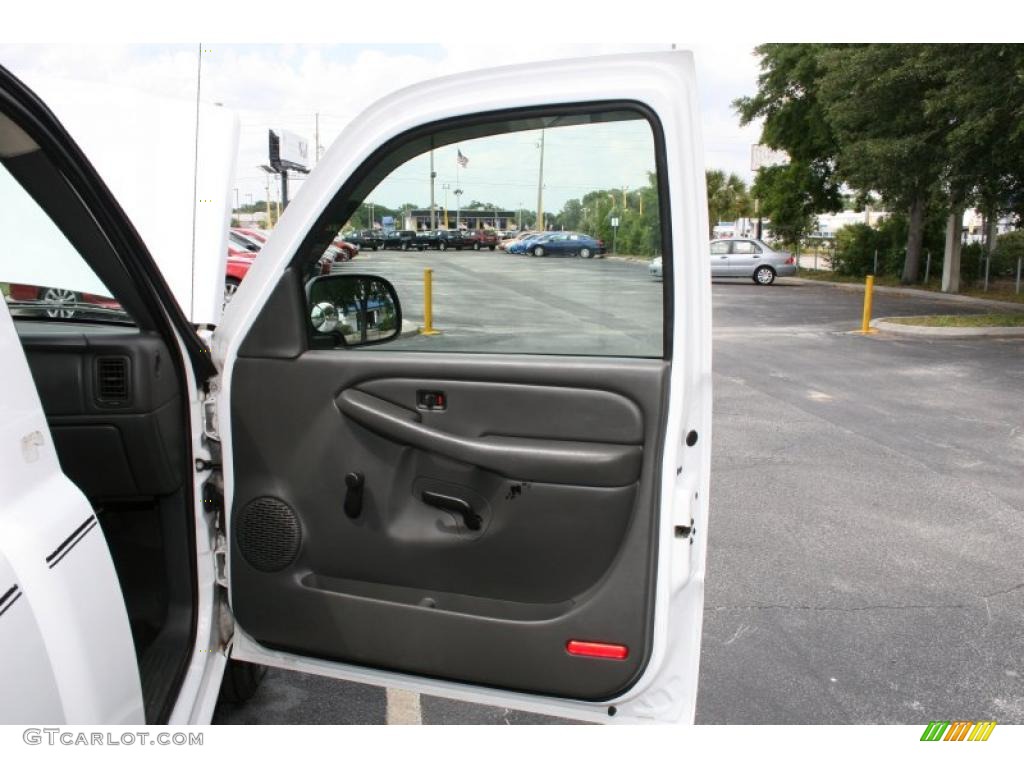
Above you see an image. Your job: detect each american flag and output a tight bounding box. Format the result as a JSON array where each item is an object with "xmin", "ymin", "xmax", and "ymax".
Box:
[{"xmin": 456, "ymin": 149, "xmax": 469, "ymax": 168}]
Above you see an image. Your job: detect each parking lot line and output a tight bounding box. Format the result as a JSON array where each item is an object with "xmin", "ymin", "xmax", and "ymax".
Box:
[{"xmin": 386, "ymin": 687, "xmax": 423, "ymax": 725}]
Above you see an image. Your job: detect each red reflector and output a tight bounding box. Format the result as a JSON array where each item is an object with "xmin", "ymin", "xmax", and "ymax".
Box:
[
  {"xmin": 566, "ymin": 640, "xmax": 629, "ymax": 660},
  {"xmin": 785, "ymin": 256, "xmax": 795, "ymax": 265}
]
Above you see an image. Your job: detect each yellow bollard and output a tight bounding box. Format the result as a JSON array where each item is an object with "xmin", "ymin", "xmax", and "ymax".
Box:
[
  {"xmin": 420, "ymin": 268, "xmax": 440, "ymax": 335},
  {"xmin": 859, "ymin": 274, "xmax": 877, "ymax": 334}
]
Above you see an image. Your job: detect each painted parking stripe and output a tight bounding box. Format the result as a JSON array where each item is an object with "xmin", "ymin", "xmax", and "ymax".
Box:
[{"xmin": 386, "ymin": 688, "xmax": 422, "ymax": 725}]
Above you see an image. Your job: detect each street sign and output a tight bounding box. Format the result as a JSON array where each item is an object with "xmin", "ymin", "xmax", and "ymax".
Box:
[{"xmin": 611, "ymin": 217, "xmax": 620, "ymax": 227}]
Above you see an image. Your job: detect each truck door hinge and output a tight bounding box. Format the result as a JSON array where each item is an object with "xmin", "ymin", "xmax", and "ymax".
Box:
[
  {"xmin": 202, "ymin": 395, "xmax": 219, "ymax": 441},
  {"xmin": 214, "ymin": 533, "xmax": 229, "ymax": 588}
]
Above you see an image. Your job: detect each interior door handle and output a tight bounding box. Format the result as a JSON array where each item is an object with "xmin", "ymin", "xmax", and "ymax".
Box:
[
  {"xmin": 421, "ymin": 490, "xmax": 481, "ymax": 530},
  {"xmin": 335, "ymin": 389, "xmax": 641, "ymax": 486}
]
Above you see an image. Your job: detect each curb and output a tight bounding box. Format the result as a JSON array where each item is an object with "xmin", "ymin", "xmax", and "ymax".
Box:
[
  {"xmin": 871, "ymin": 318, "xmax": 1024, "ymax": 339},
  {"xmin": 399, "ymin": 320, "xmax": 420, "ymax": 338},
  {"xmin": 604, "ymin": 255, "xmax": 653, "ymax": 265},
  {"xmin": 785, "ymin": 276, "xmax": 1024, "ymax": 312}
]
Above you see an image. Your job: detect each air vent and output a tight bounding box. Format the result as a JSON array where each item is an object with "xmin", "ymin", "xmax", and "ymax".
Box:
[{"xmin": 95, "ymin": 356, "xmax": 131, "ymax": 406}]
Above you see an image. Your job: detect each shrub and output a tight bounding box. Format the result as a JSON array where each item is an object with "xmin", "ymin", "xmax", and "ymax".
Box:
[{"xmin": 992, "ymin": 230, "xmax": 1024, "ymax": 277}]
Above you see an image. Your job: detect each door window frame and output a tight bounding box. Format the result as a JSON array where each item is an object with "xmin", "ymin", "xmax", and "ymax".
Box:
[{"xmin": 277, "ymin": 100, "xmax": 676, "ymax": 360}]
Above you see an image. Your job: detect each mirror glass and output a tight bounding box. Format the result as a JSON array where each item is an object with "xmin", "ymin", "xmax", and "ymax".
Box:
[{"xmin": 308, "ymin": 274, "xmax": 401, "ymax": 346}]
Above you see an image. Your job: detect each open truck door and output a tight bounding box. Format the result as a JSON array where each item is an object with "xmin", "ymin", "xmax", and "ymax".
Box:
[{"xmin": 215, "ymin": 51, "xmax": 712, "ymax": 724}]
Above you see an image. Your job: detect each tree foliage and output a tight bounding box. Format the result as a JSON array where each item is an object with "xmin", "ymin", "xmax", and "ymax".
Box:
[
  {"xmin": 736, "ymin": 43, "xmax": 1024, "ymax": 289},
  {"xmin": 705, "ymin": 170, "xmax": 752, "ymax": 236}
]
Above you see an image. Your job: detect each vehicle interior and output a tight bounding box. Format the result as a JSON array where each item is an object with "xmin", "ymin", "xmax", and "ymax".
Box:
[
  {"xmin": 227, "ymin": 104, "xmax": 674, "ymax": 701},
  {"xmin": 0, "ymin": 106, "xmax": 199, "ymax": 724}
]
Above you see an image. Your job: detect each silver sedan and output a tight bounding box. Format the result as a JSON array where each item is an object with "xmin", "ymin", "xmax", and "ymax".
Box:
[
  {"xmin": 650, "ymin": 239, "xmax": 795, "ymax": 284},
  {"xmin": 710, "ymin": 238, "xmax": 795, "ymax": 285}
]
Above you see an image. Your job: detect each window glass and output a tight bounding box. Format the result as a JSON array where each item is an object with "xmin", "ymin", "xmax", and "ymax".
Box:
[
  {"xmin": 732, "ymin": 240, "xmax": 760, "ymax": 254},
  {"xmin": 0, "ymin": 161, "xmax": 129, "ymax": 323},
  {"xmin": 710, "ymin": 241, "xmax": 730, "ymax": 255},
  {"xmin": 312, "ymin": 108, "xmax": 664, "ymax": 357}
]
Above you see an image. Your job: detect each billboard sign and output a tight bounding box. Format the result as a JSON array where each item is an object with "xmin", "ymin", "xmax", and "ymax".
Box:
[{"xmin": 269, "ymin": 129, "xmax": 310, "ymax": 173}]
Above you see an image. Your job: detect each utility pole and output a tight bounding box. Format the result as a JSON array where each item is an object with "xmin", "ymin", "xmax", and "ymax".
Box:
[
  {"xmin": 536, "ymin": 128, "xmax": 545, "ymax": 230},
  {"xmin": 264, "ymin": 172, "xmax": 272, "ymax": 228},
  {"xmin": 518, "ymin": 203, "xmax": 523, "ymax": 231},
  {"xmin": 454, "ymin": 188, "xmax": 463, "ymax": 230},
  {"xmin": 429, "ymin": 149, "xmax": 437, "ymax": 229},
  {"xmin": 441, "ymin": 183, "xmax": 450, "ymax": 228},
  {"xmin": 622, "ymin": 185, "xmax": 628, "ymax": 209}
]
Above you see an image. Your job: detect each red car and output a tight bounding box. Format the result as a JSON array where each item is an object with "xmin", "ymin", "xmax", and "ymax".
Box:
[
  {"xmin": 224, "ymin": 245, "xmax": 256, "ymax": 305},
  {"xmin": 232, "ymin": 227, "xmax": 357, "ymax": 273},
  {"xmin": 6, "ymin": 283, "xmax": 123, "ymax": 319},
  {"xmin": 469, "ymin": 230, "xmax": 499, "ymax": 250}
]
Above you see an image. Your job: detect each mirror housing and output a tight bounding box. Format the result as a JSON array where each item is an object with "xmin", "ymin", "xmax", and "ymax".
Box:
[{"xmin": 306, "ymin": 274, "xmax": 402, "ymax": 347}]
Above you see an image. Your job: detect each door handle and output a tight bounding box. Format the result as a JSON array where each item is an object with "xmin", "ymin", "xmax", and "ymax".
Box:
[
  {"xmin": 421, "ymin": 490, "xmax": 481, "ymax": 530},
  {"xmin": 336, "ymin": 389, "xmax": 641, "ymax": 486}
]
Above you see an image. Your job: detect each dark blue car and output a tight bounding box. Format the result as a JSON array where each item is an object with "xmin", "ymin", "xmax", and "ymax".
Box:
[{"xmin": 523, "ymin": 232, "xmax": 605, "ymax": 258}]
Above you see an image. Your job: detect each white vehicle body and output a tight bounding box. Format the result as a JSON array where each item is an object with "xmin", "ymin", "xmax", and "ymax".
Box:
[{"xmin": 0, "ymin": 51, "xmax": 711, "ymax": 725}]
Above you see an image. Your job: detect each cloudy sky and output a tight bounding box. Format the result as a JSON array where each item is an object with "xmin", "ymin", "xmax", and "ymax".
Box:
[{"xmin": 0, "ymin": 43, "xmax": 763, "ymax": 212}]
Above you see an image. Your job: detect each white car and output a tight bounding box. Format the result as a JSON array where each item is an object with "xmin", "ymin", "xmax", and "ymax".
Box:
[{"xmin": 0, "ymin": 52, "xmax": 712, "ymax": 726}]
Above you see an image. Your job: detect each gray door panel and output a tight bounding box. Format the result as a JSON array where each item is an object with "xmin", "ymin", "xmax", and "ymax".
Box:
[{"xmin": 229, "ymin": 350, "xmax": 668, "ymax": 700}]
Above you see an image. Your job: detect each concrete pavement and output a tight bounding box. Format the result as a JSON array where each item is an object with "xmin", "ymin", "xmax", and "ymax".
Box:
[{"xmin": 214, "ymin": 257, "xmax": 1024, "ymax": 725}]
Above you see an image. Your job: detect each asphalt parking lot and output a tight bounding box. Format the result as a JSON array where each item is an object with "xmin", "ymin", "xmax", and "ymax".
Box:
[{"xmin": 215, "ymin": 251, "xmax": 1024, "ymax": 724}]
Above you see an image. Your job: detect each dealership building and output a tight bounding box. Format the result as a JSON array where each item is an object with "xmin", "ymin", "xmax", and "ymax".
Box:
[{"xmin": 404, "ymin": 208, "xmax": 521, "ymax": 231}]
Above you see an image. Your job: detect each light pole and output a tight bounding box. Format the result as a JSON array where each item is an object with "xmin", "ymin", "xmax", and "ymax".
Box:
[
  {"xmin": 429, "ymin": 149, "xmax": 437, "ymax": 229},
  {"xmin": 536, "ymin": 129, "xmax": 545, "ymax": 230},
  {"xmin": 454, "ymin": 188, "xmax": 463, "ymax": 230},
  {"xmin": 441, "ymin": 183, "xmax": 450, "ymax": 228}
]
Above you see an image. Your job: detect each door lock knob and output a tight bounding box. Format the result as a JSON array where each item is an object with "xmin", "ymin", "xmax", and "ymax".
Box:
[{"xmin": 344, "ymin": 472, "xmax": 364, "ymax": 518}]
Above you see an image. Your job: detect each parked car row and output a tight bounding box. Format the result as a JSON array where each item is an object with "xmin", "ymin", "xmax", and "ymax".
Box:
[
  {"xmin": 342, "ymin": 228, "xmax": 503, "ymax": 251},
  {"xmin": 506, "ymin": 231, "xmax": 605, "ymax": 258},
  {"xmin": 6, "ymin": 226, "xmax": 360, "ymax": 318}
]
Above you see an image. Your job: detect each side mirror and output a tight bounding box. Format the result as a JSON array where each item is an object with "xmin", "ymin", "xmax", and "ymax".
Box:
[{"xmin": 306, "ymin": 274, "xmax": 402, "ymax": 347}]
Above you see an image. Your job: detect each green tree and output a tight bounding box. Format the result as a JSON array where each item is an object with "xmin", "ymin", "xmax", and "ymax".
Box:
[
  {"xmin": 818, "ymin": 44, "xmax": 949, "ymax": 284},
  {"xmin": 734, "ymin": 44, "xmax": 842, "ymax": 248},
  {"xmin": 705, "ymin": 170, "xmax": 751, "ymax": 237}
]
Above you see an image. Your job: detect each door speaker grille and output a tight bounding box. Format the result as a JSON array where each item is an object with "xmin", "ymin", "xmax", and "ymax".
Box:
[{"xmin": 236, "ymin": 496, "xmax": 301, "ymax": 572}]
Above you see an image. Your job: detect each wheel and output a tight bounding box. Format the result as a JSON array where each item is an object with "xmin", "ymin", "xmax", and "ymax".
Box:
[
  {"xmin": 372, "ymin": 245, "xmax": 379, "ymax": 251},
  {"xmin": 401, "ymin": 241, "xmax": 409, "ymax": 251},
  {"xmin": 40, "ymin": 286, "xmax": 80, "ymax": 318},
  {"xmin": 473, "ymin": 242, "xmax": 480, "ymax": 250},
  {"xmin": 489, "ymin": 245, "xmax": 496, "ymax": 251},
  {"xmin": 753, "ymin": 265, "xmax": 776, "ymax": 285},
  {"xmin": 438, "ymin": 241, "xmax": 447, "ymax": 251},
  {"xmin": 223, "ymin": 277, "xmax": 241, "ymax": 308},
  {"xmin": 579, "ymin": 247, "xmax": 592, "ymax": 259},
  {"xmin": 532, "ymin": 246, "xmax": 545, "ymax": 257},
  {"xmin": 218, "ymin": 660, "xmax": 267, "ymax": 705}
]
